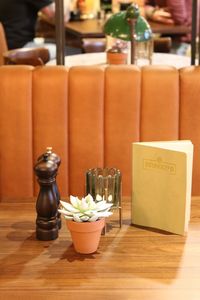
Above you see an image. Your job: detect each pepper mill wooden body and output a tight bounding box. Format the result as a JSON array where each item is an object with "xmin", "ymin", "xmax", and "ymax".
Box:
[
  {"xmin": 46, "ymin": 147, "xmax": 62, "ymax": 229},
  {"xmin": 34, "ymin": 154, "xmax": 58, "ymax": 241},
  {"xmin": 37, "ymin": 147, "xmax": 62, "ymax": 229}
]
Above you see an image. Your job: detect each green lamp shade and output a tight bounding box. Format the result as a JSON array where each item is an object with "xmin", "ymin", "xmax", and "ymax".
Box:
[
  {"xmin": 126, "ymin": 3, "xmax": 140, "ymax": 19},
  {"xmin": 103, "ymin": 11, "xmax": 152, "ymax": 42},
  {"xmin": 135, "ymin": 16, "xmax": 152, "ymax": 42},
  {"xmin": 104, "ymin": 11, "xmax": 130, "ymax": 41}
]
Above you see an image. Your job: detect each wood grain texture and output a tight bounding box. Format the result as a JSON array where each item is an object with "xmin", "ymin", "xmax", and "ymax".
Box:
[
  {"xmin": 64, "ymin": 19, "xmax": 190, "ymax": 38},
  {"xmin": 0, "ymin": 198, "xmax": 200, "ymax": 300}
]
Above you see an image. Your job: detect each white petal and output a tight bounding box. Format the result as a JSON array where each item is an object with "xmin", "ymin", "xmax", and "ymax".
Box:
[
  {"xmin": 70, "ymin": 196, "xmax": 79, "ymax": 208},
  {"xmin": 80, "ymin": 197, "xmax": 89, "ymax": 211},
  {"xmin": 85, "ymin": 194, "xmax": 95, "ymax": 209},
  {"xmin": 74, "ymin": 212, "xmax": 84, "ymax": 217},
  {"xmin": 80, "ymin": 215, "xmax": 90, "ymax": 221},
  {"xmin": 85, "ymin": 194, "xmax": 94, "ymax": 202},
  {"xmin": 60, "ymin": 200, "xmax": 79, "ymax": 213},
  {"xmin": 84, "ymin": 210, "xmax": 95, "ymax": 217},
  {"xmin": 88, "ymin": 200, "xmax": 96, "ymax": 210},
  {"xmin": 64, "ymin": 215, "xmax": 74, "ymax": 220},
  {"xmin": 58, "ymin": 208, "xmax": 72, "ymax": 216},
  {"xmin": 73, "ymin": 214, "xmax": 83, "ymax": 222},
  {"xmin": 88, "ymin": 215, "xmax": 99, "ymax": 222}
]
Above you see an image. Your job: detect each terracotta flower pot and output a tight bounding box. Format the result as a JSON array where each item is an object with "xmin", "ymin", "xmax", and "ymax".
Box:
[
  {"xmin": 66, "ymin": 218, "xmax": 105, "ymax": 254},
  {"xmin": 107, "ymin": 52, "xmax": 127, "ymax": 65}
]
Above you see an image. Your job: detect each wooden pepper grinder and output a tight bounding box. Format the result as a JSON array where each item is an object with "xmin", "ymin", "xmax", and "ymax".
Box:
[
  {"xmin": 37, "ymin": 147, "xmax": 62, "ymax": 229},
  {"xmin": 34, "ymin": 153, "xmax": 58, "ymax": 241},
  {"xmin": 46, "ymin": 147, "xmax": 62, "ymax": 229}
]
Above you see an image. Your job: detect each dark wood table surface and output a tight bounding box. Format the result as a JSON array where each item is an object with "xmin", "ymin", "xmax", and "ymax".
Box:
[
  {"xmin": 65, "ymin": 19, "xmax": 190, "ymax": 38},
  {"xmin": 37, "ymin": 16, "xmax": 190, "ymax": 50},
  {"xmin": 0, "ymin": 197, "xmax": 200, "ymax": 300}
]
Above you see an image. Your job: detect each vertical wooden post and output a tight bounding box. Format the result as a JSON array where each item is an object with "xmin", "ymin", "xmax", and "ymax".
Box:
[
  {"xmin": 55, "ymin": 0, "xmax": 65, "ymax": 65},
  {"xmin": 191, "ymin": 0, "xmax": 197, "ymax": 65},
  {"xmin": 198, "ymin": 0, "xmax": 200, "ymax": 65},
  {"xmin": 128, "ymin": 19, "xmax": 137, "ymax": 64}
]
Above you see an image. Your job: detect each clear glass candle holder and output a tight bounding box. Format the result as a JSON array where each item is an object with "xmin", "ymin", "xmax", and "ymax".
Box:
[{"xmin": 85, "ymin": 167, "xmax": 122, "ymax": 228}]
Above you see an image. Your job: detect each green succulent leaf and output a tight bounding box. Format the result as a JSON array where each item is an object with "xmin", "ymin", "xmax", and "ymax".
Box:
[
  {"xmin": 60, "ymin": 200, "xmax": 79, "ymax": 213},
  {"xmin": 89, "ymin": 215, "xmax": 99, "ymax": 222},
  {"xmin": 80, "ymin": 215, "xmax": 90, "ymax": 221},
  {"xmin": 58, "ymin": 208, "xmax": 73, "ymax": 216},
  {"xmin": 63, "ymin": 215, "xmax": 74, "ymax": 220},
  {"xmin": 70, "ymin": 196, "xmax": 80, "ymax": 208},
  {"xmin": 73, "ymin": 214, "xmax": 82, "ymax": 222}
]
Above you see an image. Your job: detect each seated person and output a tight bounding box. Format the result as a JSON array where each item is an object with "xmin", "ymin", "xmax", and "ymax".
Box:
[
  {"xmin": 0, "ymin": 0, "xmax": 58, "ymax": 59},
  {"xmin": 145, "ymin": 0, "xmax": 192, "ymax": 27},
  {"xmin": 145, "ymin": 0, "xmax": 192, "ymax": 47},
  {"xmin": 0, "ymin": 0, "xmax": 81, "ymax": 59}
]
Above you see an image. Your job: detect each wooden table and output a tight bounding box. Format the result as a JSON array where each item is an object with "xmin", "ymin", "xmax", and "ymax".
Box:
[
  {"xmin": 37, "ymin": 17, "xmax": 190, "ymax": 50},
  {"xmin": 0, "ymin": 197, "xmax": 200, "ymax": 300},
  {"xmin": 64, "ymin": 19, "xmax": 190, "ymax": 49},
  {"xmin": 65, "ymin": 19, "xmax": 190, "ymax": 39}
]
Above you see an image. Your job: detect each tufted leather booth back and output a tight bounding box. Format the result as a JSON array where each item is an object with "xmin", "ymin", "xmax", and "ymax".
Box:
[{"xmin": 0, "ymin": 65, "xmax": 200, "ymax": 201}]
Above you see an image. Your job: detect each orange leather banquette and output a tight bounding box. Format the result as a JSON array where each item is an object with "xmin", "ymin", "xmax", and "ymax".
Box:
[{"xmin": 0, "ymin": 64, "xmax": 200, "ymax": 202}]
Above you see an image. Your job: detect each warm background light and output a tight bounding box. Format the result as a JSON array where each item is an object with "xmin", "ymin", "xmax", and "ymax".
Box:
[{"xmin": 112, "ymin": 0, "xmax": 145, "ymax": 14}]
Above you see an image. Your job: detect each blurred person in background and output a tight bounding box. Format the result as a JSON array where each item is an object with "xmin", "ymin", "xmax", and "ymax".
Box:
[
  {"xmin": 145, "ymin": 0, "xmax": 192, "ymax": 28},
  {"xmin": 145, "ymin": 0, "xmax": 192, "ymax": 53},
  {"xmin": 0, "ymin": 0, "xmax": 55, "ymax": 49},
  {"xmin": 0, "ymin": 0, "xmax": 75, "ymax": 59}
]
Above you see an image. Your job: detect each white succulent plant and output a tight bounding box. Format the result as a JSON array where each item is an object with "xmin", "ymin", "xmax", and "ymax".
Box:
[{"xmin": 58, "ymin": 194, "xmax": 113, "ymax": 222}]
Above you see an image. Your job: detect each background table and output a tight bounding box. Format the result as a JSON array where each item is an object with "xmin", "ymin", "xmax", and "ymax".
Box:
[
  {"xmin": 65, "ymin": 19, "xmax": 190, "ymax": 39},
  {"xmin": 37, "ymin": 17, "xmax": 190, "ymax": 50},
  {"xmin": 47, "ymin": 52, "xmax": 191, "ymax": 68}
]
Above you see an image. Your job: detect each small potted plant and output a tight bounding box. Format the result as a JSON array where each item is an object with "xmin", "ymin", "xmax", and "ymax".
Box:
[
  {"xmin": 107, "ymin": 40, "xmax": 128, "ymax": 65},
  {"xmin": 58, "ymin": 194, "xmax": 113, "ymax": 254}
]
